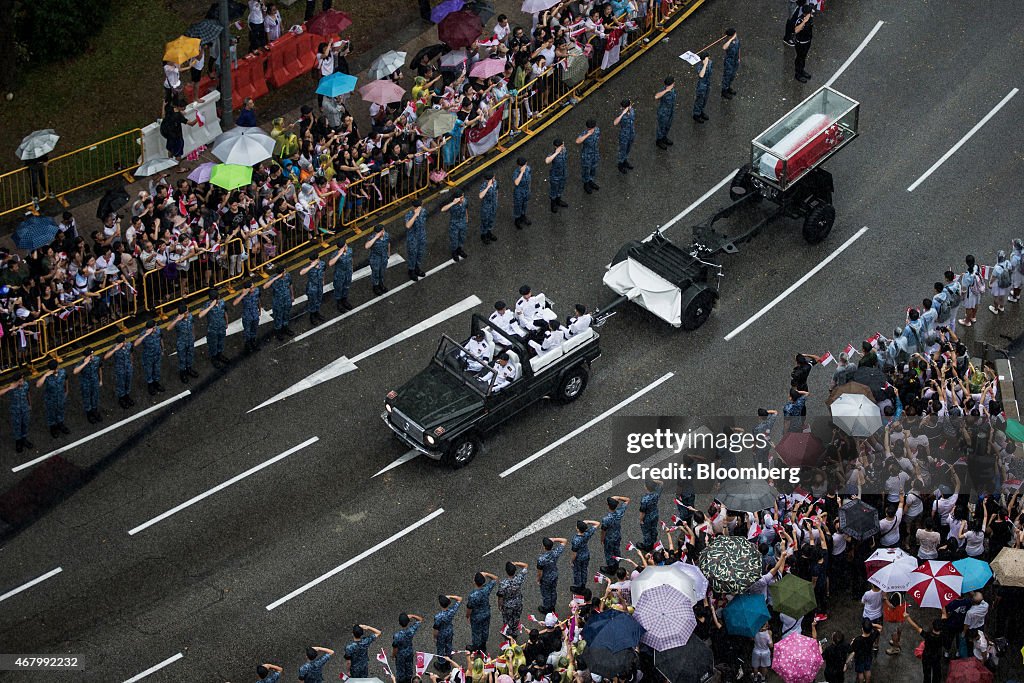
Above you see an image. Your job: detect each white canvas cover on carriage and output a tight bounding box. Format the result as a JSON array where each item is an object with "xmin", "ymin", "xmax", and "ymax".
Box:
[{"xmin": 603, "ymin": 256, "xmax": 683, "ymax": 327}]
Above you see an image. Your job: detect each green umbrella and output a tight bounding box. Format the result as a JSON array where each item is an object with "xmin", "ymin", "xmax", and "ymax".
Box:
[
  {"xmin": 210, "ymin": 163, "xmax": 253, "ymax": 190},
  {"xmin": 768, "ymin": 573, "xmax": 817, "ymax": 618},
  {"xmin": 697, "ymin": 536, "xmax": 762, "ymax": 594},
  {"xmin": 1005, "ymin": 419, "xmax": 1024, "ymax": 443}
]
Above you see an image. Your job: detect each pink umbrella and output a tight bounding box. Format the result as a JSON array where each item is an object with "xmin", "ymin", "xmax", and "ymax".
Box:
[
  {"xmin": 865, "ymin": 547, "xmax": 918, "ymax": 577},
  {"xmin": 771, "ymin": 634, "xmax": 823, "ymax": 683},
  {"xmin": 908, "ymin": 560, "xmax": 963, "ymax": 609},
  {"xmin": 469, "ymin": 58, "xmax": 507, "ymax": 79},
  {"xmin": 358, "ymin": 79, "xmax": 406, "ymax": 105}
]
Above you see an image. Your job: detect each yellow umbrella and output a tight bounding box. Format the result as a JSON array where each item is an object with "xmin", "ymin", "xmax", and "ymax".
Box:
[{"xmin": 164, "ymin": 36, "xmax": 202, "ymax": 65}]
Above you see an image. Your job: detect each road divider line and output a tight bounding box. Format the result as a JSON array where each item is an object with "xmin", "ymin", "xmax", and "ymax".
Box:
[
  {"xmin": 288, "ymin": 259, "xmax": 456, "ymax": 345},
  {"xmin": 372, "ymin": 450, "xmax": 420, "ymax": 478},
  {"xmin": 499, "ymin": 372, "xmax": 675, "ymax": 478},
  {"xmin": 907, "ymin": 88, "xmax": 1019, "ymax": 192},
  {"xmin": 825, "ymin": 20, "xmax": 884, "ymax": 87},
  {"xmin": 724, "ymin": 227, "xmax": 868, "ymax": 341},
  {"xmin": 12, "ymin": 392, "xmax": 191, "ymax": 473},
  {"xmin": 250, "ymin": 295, "xmax": 482, "ymax": 412},
  {"xmin": 128, "ymin": 437, "xmax": 319, "ymax": 536},
  {"xmin": 657, "ymin": 170, "xmax": 738, "ymax": 235},
  {"xmin": 0, "ymin": 566, "xmax": 62, "ymax": 604},
  {"xmin": 123, "ymin": 653, "xmax": 184, "ymax": 682},
  {"xmin": 266, "ymin": 508, "xmax": 445, "ymax": 610}
]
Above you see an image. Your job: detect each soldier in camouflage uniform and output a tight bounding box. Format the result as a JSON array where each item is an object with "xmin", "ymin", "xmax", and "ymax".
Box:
[
  {"xmin": 536, "ymin": 537, "xmax": 566, "ymax": 614},
  {"xmin": 73, "ymin": 347, "xmax": 103, "ymax": 423},
  {"xmin": 639, "ymin": 479, "xmax": 663, "ymax": 551},
  {"xmin": 265, "ymin": 270, "xmax": 295, "ymax": 340},
  {"xmin": 478, "ymin": 173, "xmax": 499, "ymax": 244},
  {"xmin": 232, "ymin": 280, "xmax": 263, "ymax": 353},
  {"xmin": 404, "ymin": 200, "xmax": 428, "ymax": 282},
  {"xmin": 496, "ymin": 561, "xmax": 529, "ymax": 635},
  {"xmin": 432, "ymin": 594, "xmax": 462, "ymax": 658},
  {"xmin": 441, "ymin": 190, "xmax": 468, "ymax": 263},
  {"xmin": 329, "ymin": 243, "xmax": 354, "ymax": 312},
  {"xmin": 104, "ymin": 334, "xmax": 135, "ymax": 408},
  {"xmin": 545, "ymin": 139, "xmax": 569, "ymax": 214},
  {"xmin": 167, "ymin": 303, "xmax": 198, "ymax": 384},
  {"xmin": 138, "ymin": 319, "xmax": 165, "ymax": 396},
  {"xmin": 512, "ymin": 158, "xmax": 532, "ymax": 229},
  {"xmin": 198, "ymin": 290, "xmax": 229, "ymax": 368},
  {"xmin": 576, "ymin": 120, "xmax": 601, "ymax": 194},
  {"xmin": 571, "ymin": 520, "xmax": 601, "ymax": 589},
  {"xmin": 0, "ymin": 374, "xmax": 33, "ymax": 453},
  {"xmin": 300, "ymin": 254, "xmax": 327, "ymax": 324},
  {"xmin": 391, "ymin": 613, "xmax": 423, "ymax": 683},
  {"xmin": 614, "ymin": 99, "xmax": 636, "ymax": 174},
  {"xmin": 465, "ymin": 570, "xmax": 497, "ymax": 653},
  {"xmin": 36, "ymin": 359, "xmax": 70, "ymax": 438},
  {"xmin": 655, "ymin": 76, "xmax": 677, "ymax": 149}
]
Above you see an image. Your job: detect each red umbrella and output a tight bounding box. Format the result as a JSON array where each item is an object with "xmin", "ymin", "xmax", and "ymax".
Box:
[
  {"xmin": 945, "ymin": 657, "xmax": 993, "ymax": 683},
  {"xmin": 307, "ymin": 9, "xmax": 353, "ymax": 36},
  {"xmin": 908, "ymin": 560, "xmax": 962, "ymax": 609},
  {"xmin": 438, "ymin": 10, "xmax": 484, "ymax": 48},
  {"xmin": 775, "ymin": 431, "xmax": 824, "ymax": 468}
]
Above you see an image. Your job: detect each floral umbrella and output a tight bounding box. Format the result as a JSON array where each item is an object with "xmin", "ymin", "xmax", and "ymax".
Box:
[{"xmin": 772, "ymin": 634, "xmax": 824, "ymax": 683}]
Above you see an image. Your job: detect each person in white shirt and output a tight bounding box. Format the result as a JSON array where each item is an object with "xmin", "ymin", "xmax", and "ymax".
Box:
[
  {"xmin": 486, "ymin": 353, "xmax": 517, "ymax": 391},
  {"xmin": 488, "ymin": 300, "xmax": 526, "ymax": 344},
  {"xmin": 493, "ymin": 14, "xmax": 511, "ymax": 47},
  {"xmin": 861, "ymin": 585, "xmax": 885, "ymax": 625},
  {"xmin": 264, "ymin": 3, "xmax": 283, "ymax": 42},
  {"xmin": 529, "ymin": 320, "xmax": 568, "ymax": 355},
  {"xmin": 964, "ymin": 591, "xmax": 988, "ymax": 630},
  {"xmin": 462, "ymin": 330, "xmax": 492, "ymax": 372},
  {"xmin": 915, "ymin": 518, "xmax": 941, "ymax": 560},
  {"xmin": 567, "ymin": 304, "xmax": 592, "ymax": 336},
  {"xmin": 515, "ymin": 284, "xmax": 555, "ymax": 336},
  {"xmin": 163, "ymin": 61, "xmax": 181, "ymax": 102},
  {"xmin": 248, "ymin": 0, "xmax": 266, "ymax": 52},
  {"xmin": 878, "ymin": 494, "xmax": 904, "ymax": 548}
]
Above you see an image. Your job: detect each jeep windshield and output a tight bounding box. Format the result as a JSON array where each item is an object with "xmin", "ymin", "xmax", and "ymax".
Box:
[{"xmin": 432, "ymin": 336, "xmax": 498, "ymax": 397}]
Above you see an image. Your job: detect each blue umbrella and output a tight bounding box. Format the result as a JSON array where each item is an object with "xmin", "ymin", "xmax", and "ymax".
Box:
[
  {"xmin": 586, "ymin": 610, "xmax": 645, "ymax": 652},
  {"xmin": 723, "ymin": 594, "xmax": 770, "ymax": 638},
  {"xmin": 431, "ymin": 0, "xmax": 465, "ymax": 24},
  {"xmin": 13, "ymin": 215, "xmax": 59, "ymax": 251},
  {"xmin": 316, "ymin": 72, "xmax": 358, "ymax": 98},
  {"xmin": 581, "ymin": 608, "xmax": 619, "ymax": 644},
  {"xmin": 953, "ymin": 558, "xmax": 993, "ymax": 592}
]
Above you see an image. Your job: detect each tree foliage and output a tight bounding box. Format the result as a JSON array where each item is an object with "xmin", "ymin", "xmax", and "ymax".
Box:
[{"xmin": 16, "ymin": 0, "xmax": 113, "ymax": 64}]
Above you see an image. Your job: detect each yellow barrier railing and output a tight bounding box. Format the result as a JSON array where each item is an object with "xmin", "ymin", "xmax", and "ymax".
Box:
[
  {"xmin": 0, "ymin": 165, "xmax": 39, "ymax": 217},
  {"xmin": 141, "ymin": 238, "xmax": 248, "ymax": 318},
  {"xmin": 45, "ymin": 129, "xmax": 143, "ymax": 203}
]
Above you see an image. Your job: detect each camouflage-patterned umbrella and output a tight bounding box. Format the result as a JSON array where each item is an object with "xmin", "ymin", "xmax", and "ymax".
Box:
[{"xmin": 697, "ymin": 536, "xmax": 762, "ymax": 595}]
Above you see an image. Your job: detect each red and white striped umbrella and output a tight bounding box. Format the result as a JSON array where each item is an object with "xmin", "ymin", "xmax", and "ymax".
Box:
[
  {"xmin": 865, "ymin": 547, "xmax": 918, "ymax": 577},
  {"xmin": 908, "ymin": 560, "xmax": 962, "ymax": 609}
]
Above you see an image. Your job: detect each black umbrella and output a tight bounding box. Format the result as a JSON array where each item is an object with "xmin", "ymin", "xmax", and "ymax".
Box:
[
  {"xmin": 96, "ymin": 187, "xmax": 130, "ymax": 220},
  {"xmin": 466, "ymin": 0, "xmax": 496, "ymax": 23},
  {"xmin": 654, "ymin": 638, "xmax": 715, "ymax": 683},
  {"xmin": 852, "ymin": 366, "xmax": 886, "ymax": 400},
  {"xmin": 586, "ymin": 646, "xmax": 638, "ymax": 679},
  {"xmin": 185, "ymin": 18, "xmax": 224, "ymax": 45},
  {"xmin": 409, "ymin": 43, "xmax": 448, "ymax": 71},
  {"xmin": 839, "ymin": 499, "xmax": 880, "ymax": 541},
  {"xmin": 715, "ymin": 479, "xmax": 779, "ymax": 513},
  {"xmin": 206, "ymin": 1, "xmax": 246, "ymax": 21}
]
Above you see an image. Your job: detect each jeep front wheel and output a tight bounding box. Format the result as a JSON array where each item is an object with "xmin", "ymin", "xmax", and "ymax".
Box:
[
  {"xmin": 557, "ymin": 366, "xmax": 589, "ymax": 403},
  {"xmin": 443, "ymin": 434, "xmax": 481, "ymax": 468}
]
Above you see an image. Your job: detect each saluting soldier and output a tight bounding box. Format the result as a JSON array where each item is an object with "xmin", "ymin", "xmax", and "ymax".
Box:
[
  {"xmin": 232, "ymin": 280, "xmax": 263, "ymax": 353},
  {"xmin": 104, "ymin": 334, "xmax": 135, "ymax": 408},
  {"xmin": 536, "ymin": 536, "xmax": 567, "ymax": 615},
  {"xmin": 614, "ymin": 99, "xmax": 636, "ymax": 174},
  {"xmin": 73, "ymin": 347, "xmax": 103, "ymax": 423},
  {"xmin": 545, "ymin": 139, "xmax": 569, "ymax": 214},
  {"xmin": 299, "ymin": 254, "xmax": 327, "ymax": 324},
  {"xmin": 441, "ymin": 190, "xmax": 468, "ymax": 263},
  {"xmin": 576, "ymin": 119, "xmax": 601, "ymax": 194},
  {"xmin": 365, "ymin": 225, "xmax": 391, "ymax": 296},
  {"xmin": 639, "ymin": 478, "xmax": 663, "ymax": 551},
  {"xmin": 138, "ymin": 319, "xmax": 165, "ymax": 396},
  {"xmin": 433, "ymin": 594, "xmax": 463, "ymax": 658},
  {"xmin": 0, "ymin": 374, "xmax": 32, "ymax": 453},
  {"xmin": 497, "ymin": 561, "xmax": 529, "ymax": 635},
  {"xmin": 721, "ymin": 28, "xmax": 740, "ymax": 98},
  {"xmin": 392, "ymin": 613, "xmax": 424, "ymax": 683},
  {"xmin": 344, "ymin": 624, "xmax": 381, "ymax": 678},
  {"xmin": 655, "ymin": 76, "xmax": 677, "ymax": 149},
  {"xmin": 600, "ymin": 494, "xmax": 631, "ymax": 574},
  {"xmin": 36, "ymin": 359, "xmax": 70, "ymax": 438},
  {"xmin": 478, "ymin": 172, "xmax": 499, "ymax": 244},
  {"xmin": 167, "ymin": 303, "xmax": 198, "ymax": 384},
  {"xmin": 329, "ymin": 242, "xmax": 354, "ymax": 311},
  {"xmin": 466, "ymin": 570, "xmax": 498, "ymax": 653},
  {"xmin": 692, "ymin": 52, "xmax": 712, "ymax": 123},
  {"xmin": 264, "ymin": 270, "xmax": 295, "ymax": 340},
  {"xmin": 404, "ymin": 200, "xmax": 428, "ymax": 282},
  {"xmin": 512, "ymin": 158, "xmax": 532, "ymax": 229},
  {"xmin": 198, "ymin": 289, "xmax": 230, "ymax": 368},
  {"xmin": 571, "ymin": 520, "xmax": 601, "ymax": 590}
]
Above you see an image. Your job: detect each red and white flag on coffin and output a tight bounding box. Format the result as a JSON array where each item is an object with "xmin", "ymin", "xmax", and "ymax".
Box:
[
  {"xmin": 908, "ymin": 560, "xmax": 963, "ymax": 609},
  {"xmin": 467, "ymin": 105, "xmax": 506, "ymax": 156},
  {"xmin": 377, "ymin": 649, "xmax": 392, "ymax": 677},
  {"xmin": 819, "ymin": 351, "xmax": 834, "ymax": 366},
  {"xmin": 415, "ymin": 652, "xmax": 435, "ymax": 676},
  {"xmin": 843, "ymin": 343, "xmax": 857, "ymax": 357}
]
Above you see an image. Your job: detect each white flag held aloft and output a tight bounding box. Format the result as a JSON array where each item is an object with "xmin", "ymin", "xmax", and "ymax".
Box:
[{"xmin": 679, "ymin": 51, "xmax": 700, "ymax": 65}]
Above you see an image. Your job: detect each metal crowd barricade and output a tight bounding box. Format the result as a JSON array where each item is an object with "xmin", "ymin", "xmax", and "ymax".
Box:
[
  {"xmin": 44, "ymin": 129, "xmax": 143, "ymax": 204},
  {"xmin": 37, "ymin": 278, "xmax": 139, "ymax": 361},
  {"xmin": 140, "ymin": 239, "xmax": 247, "ymax": 318},
  {"xmin": 0, "ymin": 166, "xmax": 36, "ymax": 217}
]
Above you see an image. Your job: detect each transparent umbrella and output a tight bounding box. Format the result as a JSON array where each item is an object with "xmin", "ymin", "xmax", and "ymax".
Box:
[
  {"xmin": 16, "ymin": 129, "xmax": 59, "ymax": 160},
  {"xmin": 368, "ymin": 50, "xmax": 408, "ymax": 80},
  {"xmin": 211, "ymin": 127, "xmax": 276, "ymax": 165}
]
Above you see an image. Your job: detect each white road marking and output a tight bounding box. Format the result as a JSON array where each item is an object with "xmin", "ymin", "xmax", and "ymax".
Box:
[
  {"xmin": 287, "ymin": 259, "xmax": 455, "ymax": 345},
  {"xmin": 249, "ymin": 294, "xmax": 481, "ymax": 412},
  {"xmin": 656, "ymin": 170, "xmax": 738, "ymax": 235},
  {"xmin": 128, "ymin": 437, "xmax": 319, "ymax": 536},
  {"xmin": 122, "ymin": 653, "xmax": 184, "ymax": 682},
  {"xmin": 723, "ymin": 227, "xmax": 869, "ymax": 341},
  {"xmin": 907, "ymin": 88, "xmax": 1019, "ymax": 192},
  {"xmin": 0, "ymin": 566, "xmax": 62, "ymax": 604},
  {"xmin": 192, "ymin": 254, "xmax": 405, "ymax": 348},
  {"xmin": 824, "ymin": 20, "xmax": 884, "ymax": 88},
  {"xmin": 498, "ymin": 372, "xmax": 675, "ymax": 478},
  {"xmin": 266, "ymin": 508, "xmax": 445, "ymax": 610},
  {"xmin": 12, "ymin": 392, "xmax": 191, "ymax": 473},
  {"xmin": 372, "ymin": 450, "xmax": 420, "ymax": 478}
]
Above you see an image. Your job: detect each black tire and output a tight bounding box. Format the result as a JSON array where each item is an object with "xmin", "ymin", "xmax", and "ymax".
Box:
[
  {"xmin": 729, "ymin": 164, "xmax": 762, "ymax": 203},
  {"xmin": 557, "ymin": 365, "xmax": 589, "ymax": 403},
  {"xmin": 443, "ymin": 434, "xmax": 481, "ymax": 468},
  {"xmin": 802, "ymin": 203, "xmax": 836, "ymax": 244},
  {"xmin": 680, "ymin": 286, "xmax": 716, "ymax": 331}
]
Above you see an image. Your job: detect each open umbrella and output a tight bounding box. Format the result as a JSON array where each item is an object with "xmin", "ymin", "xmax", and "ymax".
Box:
[
  {"xmin": 416, "ymin": 110, "xmax": 457, "ymax": 138},
  {"xmin": 96, "ymin": 187, "xmax": 130, "ymax": 220},
  {"xmin": 409, "ymin": 43, "xmax": 447, "ymax": 70},
  {"xmin": 522, "ymin": 0, "xmax": 560, "ymax": 11},
  {"xmin": 359, "ymin": 79, "xmax": 406, "ymax": 105},
  {"xmin": 348, "ymin": 679, "xmax": 386, "ymax": 683},
  {"xmin": 771, "ymin": 634, "xmax": 823, "ymax": 683},
  {"xmin": 723, "ymin": 594, "xmax": 770, "ymax": 638},
  {"xmin": 953, "ymin": 557, "xmax": 993, "ymax": 592},
  {"xmin": 852, "ymin": 366, "xmax": 887, "ymax": 399},
  {"xmin": 769, "ymin": 574, "xmax": 817, "ymax": 618},
  {"xmin": 431, "ymin": 0, "xmax": 465, "ymax": 25},
  {"xmin": 634, "ymin": 585, "xmax": 695, "ymax": 651},
  {"xmin": 135, "ymin": 157, "xmax": 178, "ymax": 177},
  {"xmin": 826, "ymin": 380, "xmax": 874, "ymax": 405},
  {"xmin": 317, "ymin": 72, "xmax": 358, "ymax": 97},
  {"xmin": 991, "ymin": 547, "xmax": 1024, "ymax": 587},
  {"xmin": 185, "ymin": 19, "xmax": 223, "ymax": 45},
  {"xmin": 587, "ymin": 610, "xmax": 645, "ymax": 652},
  {"xmin": 865, "ymin": 548, "xmax": 918, "ymax": 577},
  {"xmin": 631, "ymin": 565, "xmax": 699, "ymax": 604},
  {"xmin": 470, "ymin": 57, "xmax": 508, "ymax": 79},
  {"xmin": 187, "ymin": 161, "xmax": 216, "ymax": 183},
  {"xmin": 586, "ymin": 647, "xmax": 637, "ymax": 678},
  {"xmin": 369, "ymin": 50, "xmax": 408, "ymax": 80},
  {"xmin": 654, "ymin": 638, "xmax": 714, "ymax": 683},
  {"xmin": 16, "ymin": 129, "xmax": 59, "ymax": 160},
  {"xmin": 164, "ymin": 36, "xmax": 202, "ymax": 65},
  {"xmin": 829, "ymin": 393, "xmax": 883, "ymax": 437},
  {"xmin": 698, "ymin": 536, "xmax": 762, "ymax": 594},
  {"xmin": 1005, "ymin": 418, "xmax": 1024, "ymax": 443},
  {"xmin": 908, "ymin": 560, "xmax": 962, "ymax": 609},
  {"xmin": 206, "ymin": 1, "xmax": 246, "ymax": 20},
  {"xmin": 210, "ymin": 163, "xmax": 253, "ymax": 190},
  {"xmin": 775, "ymin": 431, "xmax": 824, "ymax": 468},
  {"xmin": 211, "ymin": 127, "xmax": 276, "ymax": 165},
  {"xmin": 839, "ymin": 499, "xmax": 879, "ymax": 541},
  {"xmin": 945, "ymin": 656, "xmax": 993, "ymax": 683},
  {"xmin": 673, "ymin": 562, "xmax": 709, "ymax": 603},
  {"xmin": 714, "ymin": 479, "xmax": 778, "ymax": 513},
  {"xmin": 13, "ymin": 216, "xmax": 58, "ymax": 251},
  {"xmin": 308, "ymin": 9, "xmax": 353, "ymax": 36},
  {"xmin": 438, "ymin": 10, "xmax": 484, "ymax": 48},
  {"xmin": 868, "ymin": 562, "xmax": 915, "ymax": 592}
]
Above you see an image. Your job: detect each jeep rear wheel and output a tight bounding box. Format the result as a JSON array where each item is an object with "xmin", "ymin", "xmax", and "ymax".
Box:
[
  {"xmin": 802, "ymin": 203, "xmax": 835, "ymax": 244},
  {"xmin": 557, "ymin": 366, "xmax": 589, "ymax": 403},
  {"xmin": 443, "ymin": 434, "xmax": 481, "ymax": 468}
]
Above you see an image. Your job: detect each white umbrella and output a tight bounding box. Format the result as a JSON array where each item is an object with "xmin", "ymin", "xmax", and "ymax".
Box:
[
  {"xmin": 673, "ymin": 562, "xmax": 709, "ymax": 602},
  {"xmin": 134, "ymin": 157, "xmax": 178, "ymax": 177},
  {"xmin": 630, "ymin": 564, "xmax": 699, "ymax": 604},
  {"xmin": 829, "ymin": 392, "xmax": 883, "ymax": 437},
  {"xmin": 868, "ymin": 562, "xmax": 915, "ymax": 592},
  {"xmin": 210, "ymin": 126, "xmax": 276, "ymax": 166},
  {"xmin": 16, "ymin": 129, "xmax": 60, "ymax": 160},
  {"xmin": 368, "ymin": 50, "xmax": 407, "ymax": 80},
  {"xmin": 440, "ymin": 48, "xmax": 468, "ymax": 68},
  {"xmin": 522, "ymin": 0, "xmax": 560, "ymax": 12},
  {"xmin": 865, "ymin": 547, "xmax": 918, "ymax": 577}
]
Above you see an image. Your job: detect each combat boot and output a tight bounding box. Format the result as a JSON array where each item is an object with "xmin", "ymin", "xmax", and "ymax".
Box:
[
  {"xmin": 664, "ymin": 137, "xmax": 674, "ymax": 145},
  {"xmin": 415, "ymin": 267, "xmax": 425, "ymax": 277},
  {"xmin": 216, "ymin": 354, "xmax": 231, "ymax": 365},
  {"xmin": 283, "ymin": 326, "xmax": 295, "ymax": 337},
  {"xmin": 589, "ymin": 181, "xmax": 600, "ymax": 191},
  {"xmin": 154, "ymin": 382, "xmax": 166, "ymax": 393},
  {"xmin": 50, "ymin": 425, "xmax": 59, "ymax": 438},
  {"xmin": 456, "ymin": 247, "xmax": 468, "ymax": 259},
  {"xmin": 409, "ymin": 269, "xmax": 419, "ymax": 282},
  {"xmin": 624, "ymin": 161, "xmax": 634, "ymax": 169},
  {"xmin": 147, "ymin": 382, "xmax": 157, "ymax": 396},
  {"xmin": 341, "ymin": 298, "xmax": 354, "ymax": 311},
  {"xmin": 336, "ymin": 299, "xmax": 344, "ymax": 312},
  {"xmin": 15, "ymin": 438, "xmax": 23, "ymax": 454},
  {"xmin": 187, "ymin": 367, "xmax": 199, "ymax": 378},
  {"xmin": 656, "ymin": 138, "xmax": 668, "ymax": 150},
  {"xmin": 557, "ymin": 197, "xmax": 568, "ymax": 207},
  {"xmin": 87, "ymin": 411, "xmax": 98, "ymax": 424},
  {"xmin": 180, "ymin": 371, "xmax": 190, "ymax": 384},
  {"xmin": 59, "ymin": 423, "xmax": 70, "ymax": 435},
  {"xmin": 618, "ymin": 162, "xmax": 627, "ymax": 174},
  {"xmin": 126, "ymin": 396, "xmax": 135, "ymax": 407},
  {"xmin": 450, "ymin": 251, "xmax": 460, "ymax": 263},
  {"xmin": 514, "ymin": 216, "xmax": 524, "ymax": 229},
  {"xmin": 23, "ymin": 438, "xmax": 33, "ymax": 449},
  {"xmin": 551, "ymin": 198, "xmax": 559, "ymax": 213},
  {"xmin": 211, "ymin": 356, "xmax": 223, "ymax": 369},
  {"xmin": 522, "ymin": 216, "xmax": 532, "ymax": 226},
  {"xmin": 93, "ymin": 409, "xmax": 103, "ymax": 423}
]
